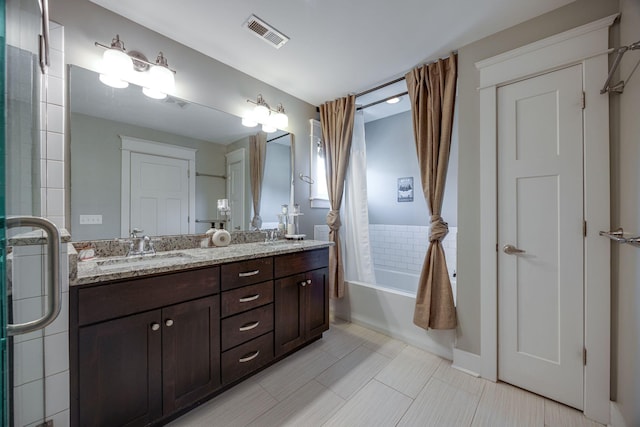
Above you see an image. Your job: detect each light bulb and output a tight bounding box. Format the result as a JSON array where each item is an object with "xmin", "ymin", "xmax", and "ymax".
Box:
[
  {"xmin": 273, "ymin": 111, "xmax": 288, "ymax": 129},
  {"xmin": 99, "ymin": 48, "xmax": 133, "ymax": 88},
  {"xmin": 143, "ymin": 53, "xmax": 175, "ymax": 100}
]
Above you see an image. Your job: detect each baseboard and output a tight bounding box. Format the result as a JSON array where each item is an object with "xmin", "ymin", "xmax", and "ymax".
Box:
[
  {"xmin": 609, "ymin": 401, "xmax": 628, "ymax": 427},
  {"xmin": 452, "ymin": 348, "xmax": 482, "ymax": 377}
]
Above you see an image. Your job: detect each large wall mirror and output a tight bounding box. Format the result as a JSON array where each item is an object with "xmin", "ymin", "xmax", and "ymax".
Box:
[{"xmin": 69, "ymin": 65, "xmax": 294, "ymax": 240}]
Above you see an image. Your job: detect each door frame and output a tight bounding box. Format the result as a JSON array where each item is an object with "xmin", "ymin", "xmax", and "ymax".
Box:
[
  {"xmin": 476, "ymin": 14, "xmax": 616, "ymax": 424},
  {"xmin": 120, "ymin": 136, "xmax": 196, "ymax": 237},
  {"xmin": 226, "ymin": 148, "xmax": 246, "ymax": 231}
]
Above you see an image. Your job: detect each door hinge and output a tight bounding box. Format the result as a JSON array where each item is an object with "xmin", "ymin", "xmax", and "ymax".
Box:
[
  {"xmin": 583, "ymin": 348, "xmax": 587, "ymax": 366},
  {"xmin": 188, "ymin": 216, "xmax": 190, "ymax": 223},
  {"xmin": 496, "ymin": 243, "xmax": 499, "ymax": 252},
  {"xmin": 581, "ymin": 91, "xmax": 586, "ymax": 109},
  {"xmin": 583, "ymin": 220, "xmax": 587, "ymax": 237}
]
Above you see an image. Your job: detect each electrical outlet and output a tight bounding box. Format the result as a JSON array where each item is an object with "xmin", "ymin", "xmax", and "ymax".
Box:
[{"xmin": 79, "ymin": 214, "xmax": 103, "ymax": 225}]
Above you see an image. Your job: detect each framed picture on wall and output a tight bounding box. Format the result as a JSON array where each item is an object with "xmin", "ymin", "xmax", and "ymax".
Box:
[{"xmin": 397, "ymin": 177, "xmax": 414, "ymax": 202}]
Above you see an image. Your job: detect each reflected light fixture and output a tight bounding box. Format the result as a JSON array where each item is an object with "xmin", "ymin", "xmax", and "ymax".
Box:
[
  {"xmin": 386, "ymin": 97, "xmax": 401, "ymax": 104},
  {"xmin": 96, "ymin": 35, "xmax": 176, "ymax": 99},
  {"xmin": 242, "ymin": 94, "xmax": 289, "ymax": 133},
  {"xmin": 98, "ymin": 34, "xmax": 133, "ymax": 88}
]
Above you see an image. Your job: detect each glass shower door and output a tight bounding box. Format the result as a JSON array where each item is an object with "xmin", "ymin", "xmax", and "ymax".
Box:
[{"xmin": 3, "ymin": 0, "xmax": 61, "ymax": 426}]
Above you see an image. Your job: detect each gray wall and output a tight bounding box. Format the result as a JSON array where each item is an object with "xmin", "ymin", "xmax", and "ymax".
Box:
[
  {"xmin": 365, "ymin": 110, "xmax": 458, "ymax": 226},
  {"xmin": 51, "ymin": 0, "xmax": 323, "ymax": 238},
  {"xmin": 455, "ymin": 0, "xmax": 618, "ymax": 354},
  {"xmin": 612, "ymin": 0, "xmax": 639, "ymax": 424},
  {"xmin": 70, "ymin": 113, "xmax": 226, "ymax": 240}
]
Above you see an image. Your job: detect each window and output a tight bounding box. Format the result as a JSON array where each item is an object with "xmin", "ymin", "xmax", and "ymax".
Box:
[{"xmin": 309, "ymin": 119, "xmax": 330, "ymax": 208}]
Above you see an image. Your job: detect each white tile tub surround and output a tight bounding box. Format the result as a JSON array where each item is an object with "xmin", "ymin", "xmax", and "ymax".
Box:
[
  {"xmin": 314, "ymin": 224, "xmax": 458, "ymax": 279},
  {"xmin": 369, "ymin": 224, "xmax": 457, "ymax": 277},
  {"xmin": 11, "ymin": 21, "xmax": 70, "ymax": 427}
]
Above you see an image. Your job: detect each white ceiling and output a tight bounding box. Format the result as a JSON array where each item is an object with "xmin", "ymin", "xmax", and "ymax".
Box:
[{"xmin": 89, "ymin": 0, "xmax": 574, "ymax": 109}]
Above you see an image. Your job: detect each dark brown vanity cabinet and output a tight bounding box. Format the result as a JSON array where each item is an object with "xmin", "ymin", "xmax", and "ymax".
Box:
[
  {"xmin": 274, "ymin": 248, "xmax": 330, "ymax": 357},
  {"xmin": 220, "ymin": 258, "xmax": 275, "ymax": 385},
  {"xmin": 72, "ymin": 268, "xmax": 221, "ymax": 427},
  {"xmin": 71, "ymin": 248, "xmax": 330, "ymax": 426}
]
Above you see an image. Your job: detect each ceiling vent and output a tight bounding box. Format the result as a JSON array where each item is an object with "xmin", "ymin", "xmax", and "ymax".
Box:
[{"xmin": 243, "ymin": 15, "xmax": 289, "ymax": 49}]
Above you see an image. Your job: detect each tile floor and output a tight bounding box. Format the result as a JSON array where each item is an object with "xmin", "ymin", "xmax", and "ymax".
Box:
[{"xmin": 168, "ymin": 319, "xmax": 603, "ymax": 427}]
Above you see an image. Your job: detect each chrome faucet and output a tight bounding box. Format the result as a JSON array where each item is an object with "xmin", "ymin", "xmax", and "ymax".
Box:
[{"xmin": 128, "ymin": 228, "xmax": 155, "ymax": 256}]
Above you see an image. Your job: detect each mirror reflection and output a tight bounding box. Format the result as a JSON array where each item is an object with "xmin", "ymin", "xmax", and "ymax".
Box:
[{"xmin": 69, "ymin": 65, "xmax": 293, "ymax": 240}]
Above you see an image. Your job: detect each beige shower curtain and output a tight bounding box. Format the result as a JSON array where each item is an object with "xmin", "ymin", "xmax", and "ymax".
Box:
[
  {"xmin": 249, "ymin": 132, "xmax": 267, "ymax": 230},
  {"xmin": 405, "ymin": 53, "xmax": 458, "ymax": 330},
  {"xmin": 319, "ymin": 94, "xmax": 356, "ymax": 299}
]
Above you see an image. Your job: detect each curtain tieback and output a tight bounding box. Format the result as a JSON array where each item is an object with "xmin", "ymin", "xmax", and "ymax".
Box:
[
  {"xmin": 327, "ymin": 209, "xmax": 342, "ymax": 231},
  {"xmin": 429, "ymin": 215, "xmax": 449, "ymax": 242}
]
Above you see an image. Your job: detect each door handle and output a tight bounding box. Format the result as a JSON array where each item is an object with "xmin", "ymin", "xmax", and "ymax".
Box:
[
  {"xmin": 7, "ymin": 216, "xmax": 61, "ymax": 335},
  {"xmin": 503, "ymin": 244, "xmax": 526, "ymax": 255},
  {"xmin": 39, "ymin": 0, "xmax": 50, "ymax": 73}
]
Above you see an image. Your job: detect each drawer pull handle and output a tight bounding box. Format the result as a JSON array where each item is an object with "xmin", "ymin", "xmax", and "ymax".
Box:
[
  {"xmin": 151, "ymin": 323, "xmax": 160, "ymax": 331},
  {"xmin": 239, "ymin": 321, "xmax": 260, "ymax": 332},
  {"xmin": 239, "ymin": 350, "xmax": 260, "ymax": 363},
  {"xmin": 239, "ymin": 294, "xmax": 260, "ymax": 303},
  {"xmin": 239, "ymin": 270, "xmax": 260, "ymax": 277}
]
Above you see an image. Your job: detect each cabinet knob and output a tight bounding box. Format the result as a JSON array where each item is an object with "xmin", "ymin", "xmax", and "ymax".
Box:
[
  {"xmin": 165, "ymin": 319, "xmax": 174, "ymax": 327},
  {"xmin": 300, "ymin": 281, "xmax": 306, "ymax": 287},
  {"xmin": 151, "ymin": 323, "xmax": 160, "ymax": 331},
  {"xmin": 307, "ymin": 279, "xmax": 312, "ymax": 285}
]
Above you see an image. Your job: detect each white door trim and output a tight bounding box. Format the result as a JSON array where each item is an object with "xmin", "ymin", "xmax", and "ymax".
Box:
[
  {"xmin": 474, "ymin": 14, "xmax": 616, "ymax": 424},
  {"xmin": 120, "ymin": 135, "xmax": 197, "ymax": 237},
  {"xmin": 226, "ymin": 148, "xmax": 246, "ymax": 231}
]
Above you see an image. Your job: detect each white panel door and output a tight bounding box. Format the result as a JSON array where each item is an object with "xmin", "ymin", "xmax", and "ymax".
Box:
[
  {"xmin": 130, "ymin": 152, "xmax": 190, "ymax": 236},
  {"xmin": 226, "ymin": 149, "xmax": 245, "ymax": 231},
  {"xmin": 497, "ymin": 64, "xmax": 584, "ymax": 409}
]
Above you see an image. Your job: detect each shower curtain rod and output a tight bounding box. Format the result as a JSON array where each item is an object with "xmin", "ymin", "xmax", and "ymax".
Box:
[
  {"xmin": 357, "ymin": 91, "xmax": 409, "ymax": 110},
  {"xmin": 267, "ymin": 132, "xmax": 290, "ymax": 143}
]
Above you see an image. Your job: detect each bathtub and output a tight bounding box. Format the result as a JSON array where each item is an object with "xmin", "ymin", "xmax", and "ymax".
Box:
[{"xmin": 331, "ymin": 268, "xmax": 456, "ymax": 360}]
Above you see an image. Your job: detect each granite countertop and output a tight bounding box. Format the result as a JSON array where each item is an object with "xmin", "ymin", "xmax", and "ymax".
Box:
[{"xmin": 72, "ymin": 240, "xmax": 333, "ymax": 286}]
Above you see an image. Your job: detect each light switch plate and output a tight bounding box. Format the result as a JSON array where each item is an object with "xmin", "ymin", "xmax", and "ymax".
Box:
[{"xmin": 79, "ymin": 214, "xmax": 102, "ymax": 225}]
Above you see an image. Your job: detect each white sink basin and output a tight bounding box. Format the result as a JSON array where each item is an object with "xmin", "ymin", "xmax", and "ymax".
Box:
[{"xmin": 96, "ymin": 252, "xmax": 195, "ymax": 271}]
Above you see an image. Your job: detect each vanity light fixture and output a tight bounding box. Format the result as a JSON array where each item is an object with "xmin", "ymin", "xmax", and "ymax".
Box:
[
  {"xmin": 95, "ymin": 35, "xmax": 176, "ymax": 99},
  {"xmin": 142, "ymin": 52, "xmax": 175, "ymax": 100},
  {"xmin": 242, "ymin": 94, "xmax": 289, "ymax": 133},
  {"xmin": 97, "ymin": 34, "xmax": 133, "ymax": 89}
]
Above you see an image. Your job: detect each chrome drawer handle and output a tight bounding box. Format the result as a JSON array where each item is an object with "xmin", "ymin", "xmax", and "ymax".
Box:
[
  {"xmin": 238, "ymin": 270, "xmax": 260, "ymax": 277},
  {"xmin": 239, "ymin": 294, "xmax": 260, "ymax": 303},
  {"xmin": 239, "ymin": 350, "xmax": 260, "ymax": 363},
  {"xmin": 239, "ymin": 321, "xmax": 260, "ymax": 332}
]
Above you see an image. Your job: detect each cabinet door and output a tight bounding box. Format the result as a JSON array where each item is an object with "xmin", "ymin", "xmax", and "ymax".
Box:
[
  {"xmin": 162, "ymin": 297, "xmax": 221, "ymax": 414},
  {"xmin": 78, "ymin": 310, "xmax": 162, "ymax": 427},
  {"xmin": 274, "ymin": 273, "xmax": 306, "ymax": 357},
  {"xmin": 306, "ymin": 267, "xmax": 330, "ymax": 339}
]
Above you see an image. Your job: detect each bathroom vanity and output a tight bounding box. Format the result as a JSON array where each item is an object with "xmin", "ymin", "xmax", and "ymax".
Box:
[{"xmin": 69, "ymin": 240, "xmax": 330, "ymax": 427}]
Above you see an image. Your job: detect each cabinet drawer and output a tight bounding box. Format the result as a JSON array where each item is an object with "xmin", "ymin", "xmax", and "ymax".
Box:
[
  {"xmin": 221, "ymin": 257, "xmax": 273, "ymax": 291},
  {"xmin": 78, "ymin": 267, "xmax": 219, "ymax": 326},
  {"xmin": 221, "ymin": 304, "xmax": 273, "ymax": 351},
  {"xmin": 274, "ymin": 248, "xmax": 329, "ymax": 278},
  {"xmin": 221, "ymin": 332, "xmax": 274, "ymax": 384},
  {"xmin": 221, "ymin": 281, "xmax": 274, "ymax": 317}
]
